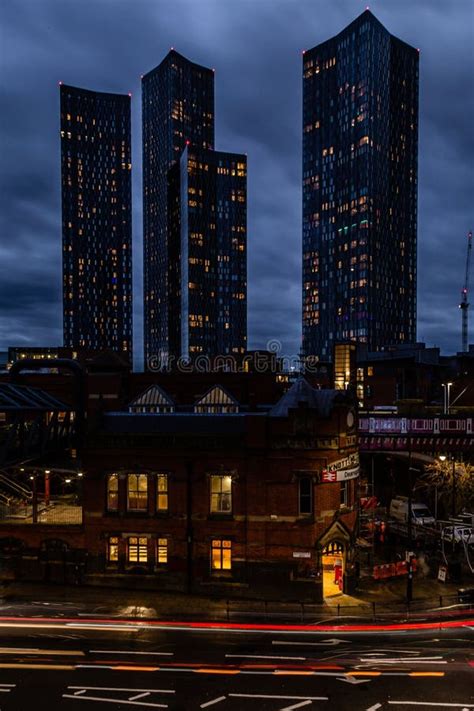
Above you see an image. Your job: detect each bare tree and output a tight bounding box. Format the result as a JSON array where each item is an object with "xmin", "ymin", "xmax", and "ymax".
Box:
[{"xmin": 422, "ymin": 460, "xmax": 474, "ymax": 516}]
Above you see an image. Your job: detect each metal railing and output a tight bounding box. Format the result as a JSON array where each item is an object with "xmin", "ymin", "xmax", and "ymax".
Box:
[
  {"xmin": 0, "ymin": 494, "xmax": 82, "ymax": 525},
  {"xmin": 223, "ymin": 593, "xmax": 472, "ymax": 623}
]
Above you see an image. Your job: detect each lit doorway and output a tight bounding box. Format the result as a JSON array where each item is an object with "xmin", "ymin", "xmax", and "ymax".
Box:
[{"xmin": 322, "ymin": 541, "xmax": 344, "ymax": 597}]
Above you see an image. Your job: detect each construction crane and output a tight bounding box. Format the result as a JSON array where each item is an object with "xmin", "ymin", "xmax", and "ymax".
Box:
[{"xmin": 459, "ymin": 230, "xmax": 473, "ymax": 353}]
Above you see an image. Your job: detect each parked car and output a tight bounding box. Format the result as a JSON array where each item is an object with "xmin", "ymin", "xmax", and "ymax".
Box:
[{"xmin": 389, "ymin": 496, "xmax": 435, "ymax": 526}]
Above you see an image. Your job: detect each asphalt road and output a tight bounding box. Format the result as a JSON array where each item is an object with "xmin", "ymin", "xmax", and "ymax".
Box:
[{"xmin": 0, "ymin": 614, "xmax": 472, "ymax": 710}]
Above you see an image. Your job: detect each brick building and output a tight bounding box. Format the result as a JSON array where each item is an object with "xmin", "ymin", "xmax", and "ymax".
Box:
[{"xmin": 0, "ymin": 369, "xmax": 359, "ymax": 601}]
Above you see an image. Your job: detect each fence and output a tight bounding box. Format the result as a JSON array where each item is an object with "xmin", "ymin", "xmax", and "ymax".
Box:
[
  {"xmin": 0, "ymin": 494, "xmax": 82, "ymax": 525},
  {"xmin": 223, "ymin": 593, "xmax": 472, "ymax": 623}
]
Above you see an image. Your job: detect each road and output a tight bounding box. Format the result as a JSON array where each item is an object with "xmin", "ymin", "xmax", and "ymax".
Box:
[{"xmin": 0, "ymin": 615, "xmax": 472, "ymax": 710}]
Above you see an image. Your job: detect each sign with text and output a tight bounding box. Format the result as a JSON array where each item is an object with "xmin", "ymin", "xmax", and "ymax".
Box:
[{"xmin": 321, "ymin": 453, "xmax": 360, "ymax": 483}]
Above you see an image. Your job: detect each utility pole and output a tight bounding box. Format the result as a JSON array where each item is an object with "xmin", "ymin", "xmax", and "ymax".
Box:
[
  {"xmin": 186, "ymin": 460, "xmax": 194, "ymax": 594},
  {"xmin": 459, "ymin": 230, "xmax": 472, "ymax": 353},
  {"xmin": 406, "ymin": 408, "xmax": 416, "ymax": 604},
  {"xmin": 452, "ymin": 455, "xmax": 456, "ymax": 519}
]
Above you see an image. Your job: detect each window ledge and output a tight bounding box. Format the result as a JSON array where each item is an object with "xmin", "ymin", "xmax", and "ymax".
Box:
[{"xmin": 208, "ymin": 513, "xmax": 234, "ymax": 521}]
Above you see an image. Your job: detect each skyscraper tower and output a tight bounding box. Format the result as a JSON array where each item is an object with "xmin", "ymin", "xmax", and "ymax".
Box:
[
  {"xmin": 172, "ymin": 146, "xmax": 247, "ymax": 360},
  {"xmin": 302, "ymin": 10, "xmax": 418, "ymax": 360},
  {"xmin": 142, "ymin": 50, "xmax": 215, "ymax": 365},
  {"xmin": 60, "ymin": 84, "xmax": 132, "ymax": 356},
  {"xmin": 142, "ymin": 50, "xmax": 247, "ymax": 366}
]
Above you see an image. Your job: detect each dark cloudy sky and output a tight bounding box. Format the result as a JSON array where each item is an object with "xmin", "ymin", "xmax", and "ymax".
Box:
[{"xmin": 0, "ymin": 0, "xmax": 473, "ymax": 367}]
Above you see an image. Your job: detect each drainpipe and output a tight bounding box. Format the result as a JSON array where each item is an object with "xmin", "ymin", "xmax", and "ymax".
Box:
[{"xmin": 186, "ymin": 460, "xmax": 194, "ymax": 594}]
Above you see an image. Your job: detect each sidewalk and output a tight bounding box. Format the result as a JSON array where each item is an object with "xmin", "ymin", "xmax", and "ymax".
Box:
[{"xmin": 0, "ymin": 573, "xmax": 470, "ymax": 621}]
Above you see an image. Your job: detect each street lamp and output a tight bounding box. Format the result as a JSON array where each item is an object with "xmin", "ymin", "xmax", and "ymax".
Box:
[{"xmin": 441, "ymin": 382, "xmax": 453, "ymax": 415}]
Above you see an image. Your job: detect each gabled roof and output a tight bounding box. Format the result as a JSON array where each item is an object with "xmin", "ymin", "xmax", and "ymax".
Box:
[
  {"xmin": 195, "ymin": 385, "xmax": 239, "ymax": 408},
  {"xmin": 129, "ymin": 384, "xmax": 175, "ymax": 409},
  {"xmin": 0, "ymin": 384, "xmax": 71, "ymax": 412},
  {"xmin": 269, "ymin": 377, "xmax": 346, "ymax": 418}
]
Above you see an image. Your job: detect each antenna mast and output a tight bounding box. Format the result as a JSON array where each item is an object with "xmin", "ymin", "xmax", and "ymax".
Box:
[{"xmin": 460, "ymin": 230, "xmax": 473, "ymax": 353}]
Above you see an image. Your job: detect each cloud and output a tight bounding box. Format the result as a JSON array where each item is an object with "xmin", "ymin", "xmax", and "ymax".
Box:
[{"xmin": 0, "ymin": 0, "xmax": 473, "ymax": 366}]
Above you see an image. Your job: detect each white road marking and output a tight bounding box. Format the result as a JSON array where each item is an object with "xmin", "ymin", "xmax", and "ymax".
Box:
[
  {"xmin": 272, "ymin": 639, "xmax": 350, "ymax": 647},
  {"xmin": 358, "ymin": 659, "xmax": 447, "ymax": 665},
  {"xmin": 364, "ymin": 650, "xmax": 423, "ymax": 656},
  {"xmin": 388, "ymin": 703, "xmax": 474, "ymax": 708},
  {"xmin": 66, "ymin": 623, "xmax": 142, "ymax": 631},
  {"xmin": 365, "ymin": 705, "xmax": 382, "ymax": 711},
  {"xmin": 90, "ymin": 650, "xmax": 173, "ymax": 656},
  {"xmin": 0, "ymin": 683, "xmax": 16, "ymax": 693},
  {"xmin": 225, "ymin": 654, "xmax": 306, "ymax": 661},
  {"xmin": 66, "ymin": 687, "xmax": 175, "ymax": 694},
  {"xmin": 0, "ymin": 647, "xmax": 85, "ymax": 656},
  {"xmin": 200, "ymin": 696, "xmax": 227, "ymax": 708},
  {"xmin": 63, "ymin": 685, "xmax": 175, "ymax": 709},
  {"xmin": 62, "ymin": 694, "xmax": 168, "ymax": 708},
  {"xmin": 228, "ymin": 694, "xmax": 329, "ymax": 701},
  {"xmin": 280, "ymin": 700, "xmax": 313, "ymax": 711}
]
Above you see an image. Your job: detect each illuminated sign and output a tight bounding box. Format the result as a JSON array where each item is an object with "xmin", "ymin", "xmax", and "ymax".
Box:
[{"xmin": 321, "ymin": 453, "xmax": 359, "ymax": 483}]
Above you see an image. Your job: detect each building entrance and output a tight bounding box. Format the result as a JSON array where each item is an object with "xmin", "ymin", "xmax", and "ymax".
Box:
[{"xmin": 322, "ymin": 541, "xmax": 344, "ymax": 597}]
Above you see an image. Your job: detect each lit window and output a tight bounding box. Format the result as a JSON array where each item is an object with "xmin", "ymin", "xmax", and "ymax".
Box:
[
  {"xmin": 107, "ymin": 536, "xmax": 119, "ymax": 562},
  {"xmin": 157, "ymin": 538, "xmax": 168, "ymax": 564},
  {"xmin": 211, "ymin": 539, "xmax": 232, "ymax": 570},
  {"xmin": 127, "ymin": 474, "xmax": 148, "ymax": 511},
  {"xmin": 210, "ymin": 475, "xmax": 232, "ymax": 513},
  {"xmin": 106, "ymin": 473, "xmax": 119, "ymax": 511},
  {"xmin": 299, "ymin": 477, "xmax": 313, "ymax": 514},
  {"xmin": 157, "ymin": 474, "xmax": 168, "ymax": 512},
  {"xmin": 128, "ymin": 536, "xmax": 148, "ymax": 563}
]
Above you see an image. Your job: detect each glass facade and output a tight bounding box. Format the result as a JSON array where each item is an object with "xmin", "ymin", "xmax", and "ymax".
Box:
[
  {"xmin": 142, "ymin": 50, "xmax": 215, "ymax": 365},
  {"xmin": 174, "ymin": 147, "xmax": 247, "ymax": 359},
  {"xmin": 302, "ymin": 11, "xmax": 418, "ymax": 360},
  {"xmin": 60, "ymin": 84, "xmax": 132, "ymax": 354}
]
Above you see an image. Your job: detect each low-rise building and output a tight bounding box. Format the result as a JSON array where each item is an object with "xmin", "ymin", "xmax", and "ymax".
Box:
[{"xmin": 0, "ymin": 371, "xmax": 359, "ymax": 601}]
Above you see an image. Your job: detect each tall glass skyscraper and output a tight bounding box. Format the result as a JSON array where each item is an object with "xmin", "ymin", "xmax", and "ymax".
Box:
[
  {"xmin": 142, "ymin": 50, "xmax": 214, "ymax": 365},
  {"xmin": 173, "ymin": 147, "xmax": 247, "ymax": 360},
  {"xmin": 302, "ymin": 10, "xmax": 418, "ymax": 360},
  {"xmin": 142, "ymin": 50, "xmax": 247, "ymax": 366},
  {"xmin": 60, "ymin": 84, "xmax": 133, "ymax": 356}
]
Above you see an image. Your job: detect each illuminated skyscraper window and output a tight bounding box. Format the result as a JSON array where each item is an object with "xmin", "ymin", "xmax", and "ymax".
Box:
[
  {"xmin": 174, "ymin": 147, "xmax": 247, "ymax": 360},
  {"xmin": 142, "ymin": 50, "xmax": 214, "ymax": 365},
  {"xmin": 302, "ymin": 10, "xmax": 418, "ymax": 360},
  {"xmin": 60, "ymin": 85, "xmax": 132, "ymax": 356},
  {"xmin": 142, "ymin": 50, "xmax": 246, "ymax": 365}
]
